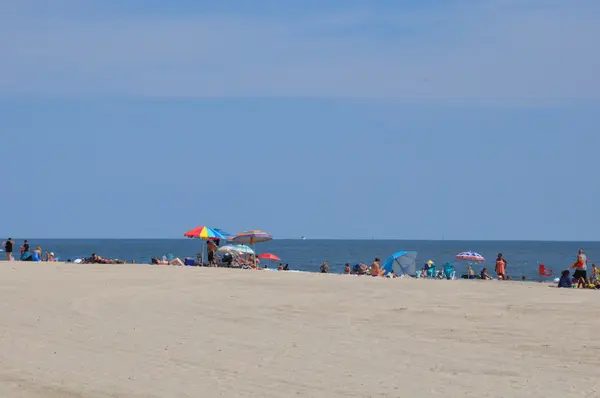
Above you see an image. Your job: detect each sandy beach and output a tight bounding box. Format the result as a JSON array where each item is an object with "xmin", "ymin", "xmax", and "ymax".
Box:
[{"xmin": 0, "ymin": 262, "xmax": 598, "ymax": 397}]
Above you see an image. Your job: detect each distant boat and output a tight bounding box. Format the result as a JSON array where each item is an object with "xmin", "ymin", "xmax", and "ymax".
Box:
[{"xmin": 301, "ymin": 236, "xmax": 306, "ymax": 240}]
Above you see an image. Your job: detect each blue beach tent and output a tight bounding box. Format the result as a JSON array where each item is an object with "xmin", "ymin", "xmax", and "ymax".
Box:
[{"xmin": 383, "ymin": 251, "xmax": 418, "ymax": 276}]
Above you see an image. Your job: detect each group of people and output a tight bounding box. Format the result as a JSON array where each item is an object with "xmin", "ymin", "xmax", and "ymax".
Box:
[
  {"xmin": 462, "ymin": 253, "xmax": 508, "ymax": 280},
  {"xmin": 2, "ymin": 238, "xmax": 56, "ymax": 262},
  {"xmin": 319, "ymin": 258, "xmax": 385, "ymax": 277},
  {"xmin": 5, "ymin": 238, "xmax": 598, "ymax": 288},
  {"xmin": 557, "ymin": 249, "xmax": 599, "ymax": 288}
]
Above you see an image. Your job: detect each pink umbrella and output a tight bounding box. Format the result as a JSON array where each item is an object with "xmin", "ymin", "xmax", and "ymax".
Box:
[{"xmin": 257, "ymin": 253, "xmax": 280, "ymax": 261}]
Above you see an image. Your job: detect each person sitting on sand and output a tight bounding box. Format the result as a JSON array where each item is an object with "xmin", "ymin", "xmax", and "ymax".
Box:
[
  {"xmin": 283, "ymin": 264, "xmax": 289, "ymax": 271},
  {"xmin": 467, "ymin": 266, "xmax": 475, "ymax": 279},
  {"xmin": 480, "ymin": 267, "xmax": 492, "ymax": 280},
  {"xmin": 320, "ymin": 260, "xmax": 329, "ymax": 273},
  {"xmin": 558, "ymin": 270, "xmax": 574, "ymax": 288},
  {"xmin": 44, "ymin": 251, "xmax": 56, "ymax": 262},
  {"xmin": 32, "ymin": 246, "xmax": 43, "ymax": 262},
  {"xmin": 344, "ymin": 263, "xmax": 351, "ymax": 274},
  {"xmin": 277, "ymin": 263, "xmax": 283, "ymax": 271},
  {"xmin": 370, "ymin": 258, "xmax": 384, "ymax": 277},
  {"xmin": 352, "ymin": 263, "xmax": 367, "ymax": 275}
]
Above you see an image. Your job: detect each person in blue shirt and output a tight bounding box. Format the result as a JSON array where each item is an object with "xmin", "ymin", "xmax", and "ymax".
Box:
[{"xmin": 558, "ymin": 270, "xmax": 574, "ymax": 288}]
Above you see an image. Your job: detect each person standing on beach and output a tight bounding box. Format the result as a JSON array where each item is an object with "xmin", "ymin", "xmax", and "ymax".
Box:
[
  {"xmin": 207, "ymin": 240, "xmax": 216, "ymax": 266},
  {"xmin": 569, "ymin": 249, "xmax": 588, "ymax": 288},
  {"xmin": 495, "ymin": 253, "xmax": 507, "ymax": 280},
  {"xmin": 21, "ymin": 239, "xmax": 30, "ymax": 258},
  {"xmin": 2, "ymin": 238, "xmax": 15, "ymax": 261}
]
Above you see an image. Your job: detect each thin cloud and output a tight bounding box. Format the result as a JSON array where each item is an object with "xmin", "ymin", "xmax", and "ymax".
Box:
[{"xmin": 0, "ymin": 1, "xmax": 598, "ymax": 103}]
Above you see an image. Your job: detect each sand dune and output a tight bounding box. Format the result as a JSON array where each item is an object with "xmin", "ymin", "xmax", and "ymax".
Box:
[{"xmin": 0, "ymin": 262, "xmax": 598, "ymax": 397}]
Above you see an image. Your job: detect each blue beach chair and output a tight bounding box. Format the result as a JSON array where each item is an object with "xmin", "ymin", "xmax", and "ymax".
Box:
[
  {"xmin": 426, "ymin": 264, "xmax": 436, "ymax": 278},
  {"xmin": 443, "ymin": 262, "xmax": 455, "ymax": 280}
]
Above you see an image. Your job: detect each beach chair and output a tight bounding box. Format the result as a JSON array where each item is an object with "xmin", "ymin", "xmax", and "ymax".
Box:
[
  {"xmin": 426, "ymin": 265, "xmax": 436, "ymax": 278},
  {"xmin": 443, "ymin": 263, "xmax": 455, "ymax": 280}
]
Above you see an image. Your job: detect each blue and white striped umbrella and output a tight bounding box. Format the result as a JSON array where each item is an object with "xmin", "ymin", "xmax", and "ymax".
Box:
[{"xmin": 217, "ymin": 244, "xmax": 255, "ymax": 255}]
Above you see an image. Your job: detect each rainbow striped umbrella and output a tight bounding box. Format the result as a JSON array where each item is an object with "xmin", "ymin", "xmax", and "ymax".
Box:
[
  {"xmin": 184, "ymin": 226, "xmax": 225, "ymax": 265},
  {"xmin": 184, "ymin": 226, "xmax": 225, "ymax": 240}
]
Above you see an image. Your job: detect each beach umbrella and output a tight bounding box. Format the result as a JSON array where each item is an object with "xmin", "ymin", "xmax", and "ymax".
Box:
[
  {"xmin": 184, "ymin": 226, "xmax": 225, "ymax": 265},
  {"xmin": 213, "ymin": 229, "xmax": 233, "ymax": 239},
  {"xmin": 455, "ymin": 251, "xmax": 485, "ymax": 262},
  {"xmin": 227, "ymin": 230, "xmax": 273, "ymax": 245},
  {"xmin": 257, "ymin": 253, "xmax": 280, "ymax": 269},
  {"xmin": 184, "ymin": 226, "xmax": 224, "ymax": 240},
  {"xmin": 217, "ymin": 245, "xmax": 255, "ymax": 255},
  {"xmin": 456, "ymin": 251, "xmax": 485, "ymax": 278},
  {"xmin": 257, "ymin": 253, "xmax": 280, "ymax": 261},
  {"xmin": 382, "ymin": 251, "xmax": 418, "ymax": 277},
  {"xmin": 228, "ymin": 230, "xmax": 273, "ymax": 267}
]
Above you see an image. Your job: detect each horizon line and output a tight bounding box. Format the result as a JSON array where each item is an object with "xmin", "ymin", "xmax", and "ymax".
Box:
[{"xmin": 2, "ymin": 237, "xmax": 598, "ymax": 243}]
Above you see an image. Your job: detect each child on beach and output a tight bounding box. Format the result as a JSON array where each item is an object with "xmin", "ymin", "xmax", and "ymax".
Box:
[{"xmin": 591, "ymin": 264, "xmax": 598, "ymax": 283}]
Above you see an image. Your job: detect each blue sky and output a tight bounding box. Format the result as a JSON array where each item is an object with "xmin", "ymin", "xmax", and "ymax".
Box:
[{"xmin": 1, "ymin": 0, "xmax": 599, "ymax": 240}]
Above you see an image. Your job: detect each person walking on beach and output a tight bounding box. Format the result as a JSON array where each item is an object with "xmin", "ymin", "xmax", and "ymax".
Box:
[
  {"xmin": 569, "ymin": 248, "xmax": 588, "ymax": 288},
  {"xmin": 2, "ymin": 238, "xmax": 15, "ymax": 261},
  {"xmin": 495, "ymin": 253, "xmax": 507, "ymax": 280}
]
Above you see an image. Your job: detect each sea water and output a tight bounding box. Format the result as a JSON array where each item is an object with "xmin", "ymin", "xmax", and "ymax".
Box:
[{"xmin": 5, "ymin": 239, "xmax": 597, "ymax": 280}]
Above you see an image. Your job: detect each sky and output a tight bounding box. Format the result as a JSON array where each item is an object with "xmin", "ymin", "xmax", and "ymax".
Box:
[{"xmin": 1, "ymin": 0, "xmax": 599, "ymax": 240}]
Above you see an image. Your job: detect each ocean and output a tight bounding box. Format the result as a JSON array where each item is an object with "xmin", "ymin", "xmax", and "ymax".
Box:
[{"xmin": 3, "ymin": 239, "xmax": 597, "ymax": 280}]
